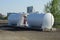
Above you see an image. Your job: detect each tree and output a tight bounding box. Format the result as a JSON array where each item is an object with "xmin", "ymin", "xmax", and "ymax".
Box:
[
  {"xmin": 3, "ymin": 16, "xmax": 8, "ymax": 20},
  {"xmin": 44, "ymin": 0, "xmax": 60, "ymax": 18},
  {"xmin": 44, "ymin": 2, "xmax": 51, "ymax": 13}
]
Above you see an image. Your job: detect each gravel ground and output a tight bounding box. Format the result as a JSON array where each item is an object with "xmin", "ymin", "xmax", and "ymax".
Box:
[{"xmin": 0, "ymin": 27, "xmax": 60, "ymax": 40}]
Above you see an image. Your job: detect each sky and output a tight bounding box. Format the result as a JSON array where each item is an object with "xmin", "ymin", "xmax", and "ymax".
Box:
[{"xmin": 0, "ymin": 0, "xmax": 51, "ymax": 16}]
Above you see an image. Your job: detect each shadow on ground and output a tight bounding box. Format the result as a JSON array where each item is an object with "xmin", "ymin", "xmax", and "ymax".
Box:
[{"xmin": 0, "ymin": 25, "xmax": 42, "ymax": 31}]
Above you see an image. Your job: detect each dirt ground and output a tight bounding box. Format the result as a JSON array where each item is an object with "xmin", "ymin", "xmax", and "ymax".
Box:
[
  {"xmin": 0, "ymin": 20, "xmax": 60, "ymax": 40},
  {"xmin": 0, "ymin": 27, "xmax": 60, "ymax": 40}
]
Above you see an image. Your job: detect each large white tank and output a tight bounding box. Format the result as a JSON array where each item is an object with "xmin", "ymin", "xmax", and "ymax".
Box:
[
  {"xmin": 27, "ymin": 13, "xmax": 44, "ymax": 28},
  {"xmin": 27, "ymin": 13, "xmax": 54, "ymax": 29},
  {"xmin": 8, "ymin": 13, "xmax": 24, "ymax": 26}
]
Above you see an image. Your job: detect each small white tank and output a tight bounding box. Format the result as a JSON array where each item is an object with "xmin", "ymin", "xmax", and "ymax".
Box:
[
  {"xmin": 8, "ymin": 13, "xmax": 24, "ymax": 26},
  {"xmin": 27, "ymin": 13, "xmax": 54, "ymax": 29}
]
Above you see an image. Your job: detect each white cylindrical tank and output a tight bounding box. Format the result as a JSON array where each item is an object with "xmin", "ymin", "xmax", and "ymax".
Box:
[
  {"xmin": 27, "ymin": 13, "xmax": 54, "ymax": 29},
  {"xmin": 8, "ymin": 13, "xmax": 24, "ymax": 26},
  {"xmin": 42, "ymin": 13, "xmax": 54, "ymax": 29}
]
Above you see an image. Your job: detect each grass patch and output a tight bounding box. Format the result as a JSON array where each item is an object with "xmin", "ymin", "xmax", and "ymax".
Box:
[{"xmin": 53, "ymin": 25, "xmax": 60, "ymax": 28}]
